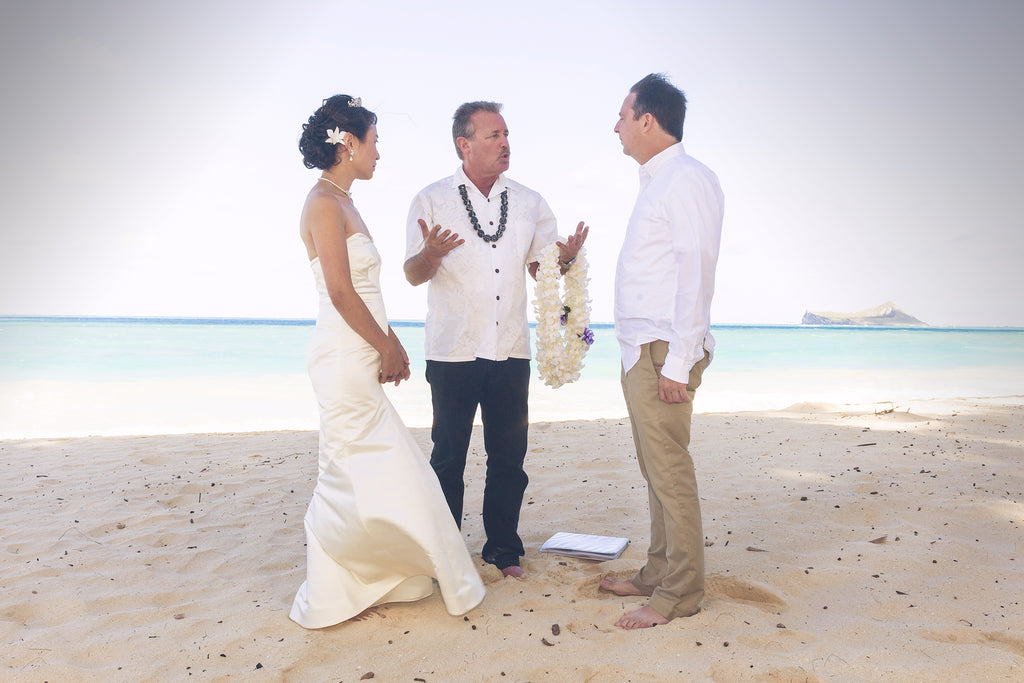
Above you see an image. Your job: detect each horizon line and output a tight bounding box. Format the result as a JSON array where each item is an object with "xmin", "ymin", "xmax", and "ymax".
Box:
[{"xmin": 2, "ymin": 314, "xmax": 1023, "ymax": 332}]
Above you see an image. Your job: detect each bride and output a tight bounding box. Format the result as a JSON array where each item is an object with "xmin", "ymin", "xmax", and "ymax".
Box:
[{"xmin": 290, "ymin": 94, "xmax": 485, "ymax": 629}]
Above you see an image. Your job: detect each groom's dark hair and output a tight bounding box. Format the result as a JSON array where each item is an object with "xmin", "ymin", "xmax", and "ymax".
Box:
[{"xmin": 629, "ymin": 73, "xmax": 687, "ymax": 142}]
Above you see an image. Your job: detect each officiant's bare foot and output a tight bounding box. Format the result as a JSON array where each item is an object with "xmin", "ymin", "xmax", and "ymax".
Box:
[
  {"xmin": 615, "ymin": 605, "xmax": 669, "ymax": 630},
  {"xmin": 501, "ymin": 565, "xmax": 523, "ymax": 578},
  {"xmin": 599, "ymin": 576, "xmax": 643, "ymax": 596}
]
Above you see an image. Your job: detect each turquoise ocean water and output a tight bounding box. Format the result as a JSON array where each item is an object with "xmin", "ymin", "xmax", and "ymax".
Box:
[{"xmin": 2, "ymin": 316, "xmax": 1022, "ymax": 439}]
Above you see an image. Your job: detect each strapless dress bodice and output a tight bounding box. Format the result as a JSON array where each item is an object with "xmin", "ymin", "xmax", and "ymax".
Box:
[
  {"xmin": 310, "ymin": 232, "xmax": 382, "ymax": 302},
  {"xmin": 310, "ymin": 233, "xmax": 386, "ymax": 332}
]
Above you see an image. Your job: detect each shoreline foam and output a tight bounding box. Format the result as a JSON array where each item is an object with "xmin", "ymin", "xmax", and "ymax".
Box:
[{"xmin": 3, "ymin": 367, "xmax": 1023, "ymax": 440}]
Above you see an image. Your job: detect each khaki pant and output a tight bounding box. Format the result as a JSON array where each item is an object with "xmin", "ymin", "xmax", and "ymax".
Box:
[{"xmin": 621, "ymin": 341, "xmax": 710, "ymax": 619}]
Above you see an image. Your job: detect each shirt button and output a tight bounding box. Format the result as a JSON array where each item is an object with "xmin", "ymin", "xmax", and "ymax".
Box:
[
  {"xmin": 495, "ymin": 268, "xmax": 500, "ymax": 273},
  {"xmin": 489, "ymin": 221, "xmax": 494, "ymax": 225},
  {"xmin": 496, "ymin": 296, "xmax": 500, "ymax": 300},
  {"xmin": 491, "ymin": 244, "xmax": 497, "ymax": 249}
]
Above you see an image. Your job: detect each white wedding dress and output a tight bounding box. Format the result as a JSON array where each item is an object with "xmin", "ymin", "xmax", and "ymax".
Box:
[{"xmin": 290, "ymin": 233, "xmax": 485, "ymax": 629}]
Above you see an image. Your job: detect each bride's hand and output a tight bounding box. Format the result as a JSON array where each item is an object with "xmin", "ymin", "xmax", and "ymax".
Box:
[
  {"xmin": 392, "ymin": 334, "xmax": 411, "ymax": 385},
  {"xmin": 379, "ymin": 336, "xmax": 412, "ymax": 386}
]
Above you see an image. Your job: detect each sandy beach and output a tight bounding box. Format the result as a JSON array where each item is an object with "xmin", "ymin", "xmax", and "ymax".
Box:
[{"xmin": 2, "ymin": 397, "xmax": 1023, "ymax": 681}]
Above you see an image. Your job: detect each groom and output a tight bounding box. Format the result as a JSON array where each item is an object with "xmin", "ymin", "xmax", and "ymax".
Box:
[
  {"xmin": 404, "ymin": 101, "xmax": 587, "ymax": 577},
  {"xmin": 600, "ymin": 74, "xmax": 724, "ymax": 628}
]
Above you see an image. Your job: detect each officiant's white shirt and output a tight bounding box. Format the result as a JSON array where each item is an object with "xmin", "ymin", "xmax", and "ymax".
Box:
[
  {"xmin": 407, "ymin": 166, "xmax": 558, "ymax": 362},
  {"xmin": 614, "ymin": 143, "xmax": 724, "ymax": 384}
]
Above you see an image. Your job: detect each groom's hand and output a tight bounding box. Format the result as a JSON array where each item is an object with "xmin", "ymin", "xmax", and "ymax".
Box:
[{"xmin": 658, "ymin": 375, "xmax": 691, "ymax": 404}]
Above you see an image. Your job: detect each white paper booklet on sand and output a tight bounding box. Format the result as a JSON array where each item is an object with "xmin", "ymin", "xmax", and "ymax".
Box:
[{"xmin": 540, "ymin": 532, "xmax": 629, "ymax": 561}]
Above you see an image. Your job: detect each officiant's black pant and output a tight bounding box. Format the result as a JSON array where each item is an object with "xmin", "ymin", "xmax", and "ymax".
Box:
[{"xmin": 426, "ymin": 358, "xmax": 530, "ymax": 569}]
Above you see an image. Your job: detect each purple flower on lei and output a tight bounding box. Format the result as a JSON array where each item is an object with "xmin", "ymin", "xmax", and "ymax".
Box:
[{"xmin": 579, "ymin": 327, "xmax": 595, "ymax": 345}]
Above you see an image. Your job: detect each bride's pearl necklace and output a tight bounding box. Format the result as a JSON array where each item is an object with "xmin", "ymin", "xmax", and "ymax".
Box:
[{"xmin": 318, "ymin": 176, "xmax": 352, "ymax": 197}]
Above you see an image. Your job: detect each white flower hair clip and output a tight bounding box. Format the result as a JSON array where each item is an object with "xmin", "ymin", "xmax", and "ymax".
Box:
[
  {"xmin": 325, "ymin": 127, "xmax": 349, "ymax": 146},
  {"xmin": 348, "ymin": 97, "xmax": 362, "ymax": 107}
]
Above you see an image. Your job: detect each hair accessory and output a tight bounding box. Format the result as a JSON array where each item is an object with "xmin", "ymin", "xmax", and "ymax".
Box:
[
  {"xmin": 325, "ymin": 127, "xmax": 349, "ymax": 145},
  {"xmin": 348, "ymin": 97, "xmax": 362, "ymax": 108}
]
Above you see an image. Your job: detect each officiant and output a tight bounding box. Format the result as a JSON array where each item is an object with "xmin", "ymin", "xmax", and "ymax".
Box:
[{"xmin": 404, "ymin": 100, "xmax": 588, "ymax": 578}]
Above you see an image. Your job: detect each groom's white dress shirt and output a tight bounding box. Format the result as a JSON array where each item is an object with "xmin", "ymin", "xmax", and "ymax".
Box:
[{"xmin": 614, "ymin": 142, "xmax": 725, "ymax": 384}]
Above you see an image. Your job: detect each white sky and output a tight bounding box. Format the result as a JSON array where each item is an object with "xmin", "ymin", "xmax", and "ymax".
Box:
[{"xmin": 2, "ymin": 0, "xmax": 1023, "ymax": 326}]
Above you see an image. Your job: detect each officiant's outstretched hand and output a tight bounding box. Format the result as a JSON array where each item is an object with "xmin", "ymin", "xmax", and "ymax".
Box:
[
  {"xmin": 556, "ymin": 221, "xmax": 589, "ymax": 266},
  {"xmin": 404, "ymin": 219, "xmax": 465, "ymax": 286}
]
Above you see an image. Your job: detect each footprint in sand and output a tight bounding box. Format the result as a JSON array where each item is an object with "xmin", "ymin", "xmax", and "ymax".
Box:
[
  {"xmin": 921, "ymin": 627, "xmax": 1024, "ymax": 657},
  {"xmin": 2, "ymin": 594, "xmax": 88, "ymax": 628},
  {"xmin": 705, "ymin": 574, "xmax": 788, "ymax": 612}
]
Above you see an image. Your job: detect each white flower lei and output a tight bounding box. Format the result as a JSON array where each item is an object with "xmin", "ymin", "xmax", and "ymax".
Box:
[{"xmin": 533, "ymin": 242, "xmax": 593, "ymax": 388}]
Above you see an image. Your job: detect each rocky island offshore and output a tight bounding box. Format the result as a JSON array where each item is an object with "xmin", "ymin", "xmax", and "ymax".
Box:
[{"xmin": 801, "ymin": 301, "xmax": 927, "ymax": 326}]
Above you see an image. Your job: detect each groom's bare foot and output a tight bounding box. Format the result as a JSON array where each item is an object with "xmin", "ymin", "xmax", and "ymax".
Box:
[
  {"xmin": 501, "ymin": 565, "xmax": 523, "ymax": 578},
  {"xmin": 615, "ymin": 605, "xmax": 669, "ymax": 630},
  {"xmin": 599, "ymin": 576, "xmax": 643, "ymax": 596}
]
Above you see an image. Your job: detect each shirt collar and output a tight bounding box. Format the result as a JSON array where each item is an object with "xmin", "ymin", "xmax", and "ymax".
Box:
[
  {"xmin": 638, "ymin": 142, "xmax": 686, "ymax": 188},
  {"xmin": 452, "ymin": 165, "xmax": 508, "ymax": 199}
]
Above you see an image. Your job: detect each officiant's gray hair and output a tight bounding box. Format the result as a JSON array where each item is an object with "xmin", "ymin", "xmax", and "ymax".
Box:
[{"xmin": 452, "ymin": 101, "xmax": 503, "ymax": 160}]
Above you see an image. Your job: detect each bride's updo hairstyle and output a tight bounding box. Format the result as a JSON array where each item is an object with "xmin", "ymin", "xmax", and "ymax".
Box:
[{"xmin": 299, "ymin": 95, "xmax": 377, "ymax": 170}]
